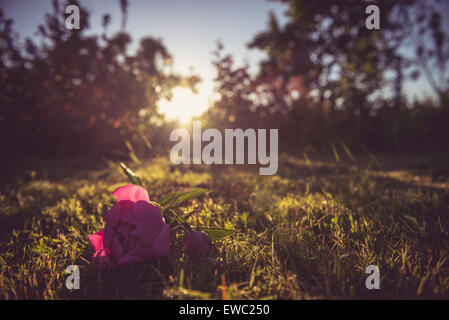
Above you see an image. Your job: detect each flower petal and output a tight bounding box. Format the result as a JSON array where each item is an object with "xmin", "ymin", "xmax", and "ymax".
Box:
[
  {"xmin": 93, "ymin": 248, "xmax": 110, "ymax": 267},
  {"xmin": 103, "ymin": 223, "xmax": 114, "ymax": 248},
  {"xmin": 117, "ymin": 247, "xmax": 143, "ymax": 266},
  {"xmin": 103, "ymin": 202, "xmax": 120, "ymax": 227},
  {"xmin": 151, "ymin": 224, "xmax": 170, "ymax": 257},
  {"xmin": 92, "ymin": 248, "xmax": 105, "ymax": 261},
  {"xmin": 109, "ymin": 237, "xmax": 124, "ymax": 261},
  {"xmin": 117, "ymin": 255, "xmax": 142, "ymax": 266},
  {"xmin": 134, "ymin": 200, "xmax": 162, "ymax": 221},
  {"xmin": 136, "ymin": 216, "xmax": 164, "ymax": 245},
  {"xmin": 113, "ymin": 185, "xmax": 149, "ymax": 202},
  {"xmin": 89, "ymin": 230, "xmax": 104, "ymax": 252},
  {"xmin": 119, "ymin": 200, "xmax": 138, "ymax": 225}
]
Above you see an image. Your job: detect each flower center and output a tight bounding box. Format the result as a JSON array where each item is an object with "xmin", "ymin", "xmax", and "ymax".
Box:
[{"xmin": 115, "ymin": 222, "xmax": 138, "ymax": 253}]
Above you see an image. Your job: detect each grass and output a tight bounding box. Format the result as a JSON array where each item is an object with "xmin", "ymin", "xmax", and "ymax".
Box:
[{"xmin": 1, "ymin": 152, "xmax": 449, "ymax": 299}]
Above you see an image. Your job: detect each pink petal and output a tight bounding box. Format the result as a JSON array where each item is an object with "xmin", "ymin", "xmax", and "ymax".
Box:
[
  {"xmin": 117, "ymin": 247, "xmax": 143, "ymax": 266},
  {"xmin": 92, "ymin": 248, "xmax": 111, "ymax": 268},
  {"xmin": 117, "ymin": 200, "xmax": 138, "ymax": 225},
  {"xmin": 109, "ymin": 237, "xmax": 124, "ymax": 261},
  {"xmin": 150, "ymin": 224, "xmax": 170, "ymax": 257},
  {"xmin": 103, "ymin": 202, "xmax": 120, "ymax": 227},
  {"xmin": 137, "ymin": 243, "xmax": 153, "ymax": 259},
  {"xmin": 134, "ymin": 200, "xmax": 162, "ymax": 221},
  {"xmin": 92, "ymin": 249, "xmax": 104, "ymax": 259},
  {"xmin": 113, "ymin": 185, "xmax": 149, "ymax": 203},
  {"xmin": 103, "ymin": 223, "xmax": 114, "ymax": 248},
  {"xmin": 89, "ymin": 230, "xmax": 104, "ymax": 252},
  {"xmin": 116, "ymin": 222, "xmax": 136, "ymax": 235},
  {"xmin": 136, "ymin": 216, "xmax": 163, "ymax": 245}
]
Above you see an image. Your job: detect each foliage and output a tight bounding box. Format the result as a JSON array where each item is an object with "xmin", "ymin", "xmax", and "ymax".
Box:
[
  {"xmin": 0, "ymin": 0, "xmax": 200, "ymax": 163},
  {"xmin": 204, "ymin": 0, "xmax": 449, "ymax": 153}
]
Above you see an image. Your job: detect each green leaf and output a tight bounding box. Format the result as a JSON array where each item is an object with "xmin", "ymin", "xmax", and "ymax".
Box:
[
  {"xmin": 119, "ymin": 162, "xmax": 143, "ymax": 187},
  {"xmin": 167, "ymin": 208, "xmax": 194, "ymax": 232},
  {"xmin": 158, "ymin": 192, "xmax": 179, "ymax": 207},
  {"xmin": 159, "ymin": 188, "xmax": 208, "ymax": 209},
  {"xmin": 169, "ymin": 208, "xmax": 186, "ymax": 225},
  {"xmin": 171, "ymin": 188, "xmax": 208, "ymax": 207},
  {"xmin": 198, "ymin": 227, "xmax": 236, "ymax": 241}
]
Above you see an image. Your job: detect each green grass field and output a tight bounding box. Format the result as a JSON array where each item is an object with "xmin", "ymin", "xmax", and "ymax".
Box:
[{"xmin": 1, "ymin": 152, "xmax": 449, "ymax": 299}]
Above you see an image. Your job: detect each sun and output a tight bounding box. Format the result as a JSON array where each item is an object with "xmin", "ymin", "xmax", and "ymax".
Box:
[{"xmin": 158, "ymin": 87, "xmax": 209, "ymax": 123}]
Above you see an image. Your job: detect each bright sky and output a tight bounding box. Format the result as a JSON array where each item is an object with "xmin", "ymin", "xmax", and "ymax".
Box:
[
  {"xmin": 1, "ymin": 0, "xmax": 288, "ymax": 122},
  {"xmin": 1, "ymin": 0, "xmax": 444, "ymax": 122}
]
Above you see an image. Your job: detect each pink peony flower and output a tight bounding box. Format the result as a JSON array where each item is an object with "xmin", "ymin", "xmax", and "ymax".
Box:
[
  {"xmin": 184, "ymin": 231, "xmax": 211, "ymax": 257},
  {"xmin": 89, "ymin": 184, "xmax": 170, "ymax": 267}
]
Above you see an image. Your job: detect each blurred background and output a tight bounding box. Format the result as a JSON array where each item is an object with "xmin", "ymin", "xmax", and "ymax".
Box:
[{"xmin": 1, "ymin": 0, "xmax": 448, "ymax": 174}]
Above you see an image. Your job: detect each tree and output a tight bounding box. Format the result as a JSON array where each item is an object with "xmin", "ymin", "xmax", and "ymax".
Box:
[
  {"xmin": 0, "ymin": 0, "xmax": 200, "ymax": 162},
  {"xmin": 242, "ymin": 0, "xmax": 448, "ymax": 151}
]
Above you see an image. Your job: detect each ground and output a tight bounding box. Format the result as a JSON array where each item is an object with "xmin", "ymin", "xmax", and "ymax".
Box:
[{"xmin": 1, "ymin": 152, "xmax": 449, "ymax": 299}]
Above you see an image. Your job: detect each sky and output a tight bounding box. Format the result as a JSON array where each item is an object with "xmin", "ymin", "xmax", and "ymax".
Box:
[
  {"xmin": 1, "ymin": 0, "xmax": 289, "ymax": 121},
  {"xmin": 0, "ymin": 0, "xmax": 445, "ymax": 121}
]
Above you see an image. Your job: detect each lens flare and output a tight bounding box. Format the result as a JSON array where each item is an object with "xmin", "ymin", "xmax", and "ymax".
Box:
[{"xmin": 158, "ymin": 87, "xmax": 208, "ymax": 123}]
